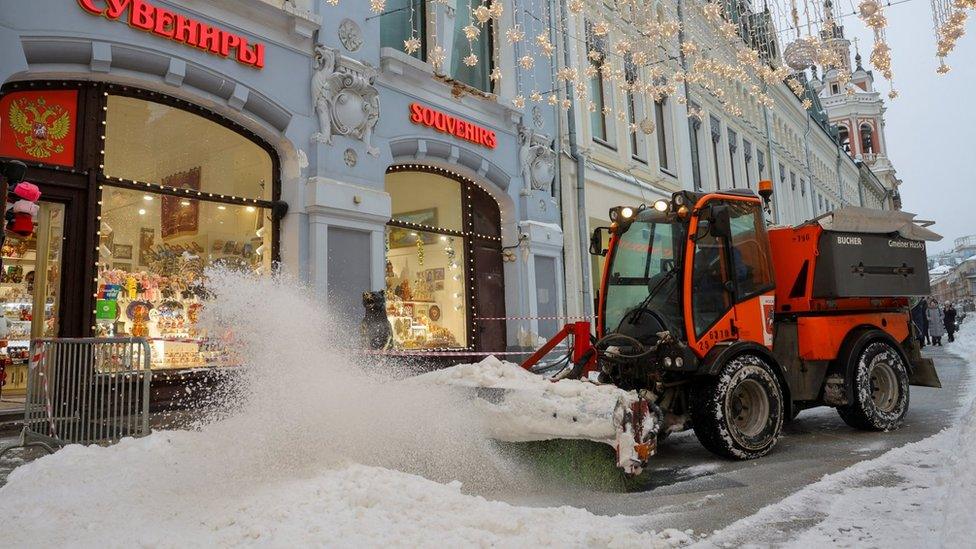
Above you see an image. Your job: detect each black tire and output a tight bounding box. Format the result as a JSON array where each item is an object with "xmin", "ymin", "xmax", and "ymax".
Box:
[
  {"xmin": 837, "ymin": 339, "xmax": 910, "ymax": 431},
  {"xmin": 691, "ymin": 353, "xmax": 784, "ymax": 460}
]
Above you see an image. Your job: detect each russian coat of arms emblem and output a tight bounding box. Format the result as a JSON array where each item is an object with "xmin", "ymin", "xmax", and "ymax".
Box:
[{"xmin": 8, "ymin": 97, "xmax": 72, "ymax": 160}]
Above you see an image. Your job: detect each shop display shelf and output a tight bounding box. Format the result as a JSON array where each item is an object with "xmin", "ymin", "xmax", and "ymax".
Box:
[{"xmin": 1, "ymin": 254, "xmax": 36, "ymax": 262}]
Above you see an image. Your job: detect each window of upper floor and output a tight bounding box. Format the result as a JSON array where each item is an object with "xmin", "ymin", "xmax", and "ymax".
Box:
[
  {"xmin": 585, "ymin": 19, "xmax": 614, "ymax": 148},
  {"xmin": 381, "ymin": 1, "xmax": 496, "ymax": 94}
]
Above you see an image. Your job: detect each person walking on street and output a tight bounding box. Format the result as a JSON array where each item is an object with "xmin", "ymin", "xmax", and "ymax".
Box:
[
  {"xmin": 911, "ymin": 299, "xmax": 928, "ymax": 348},
  {"xmin": 921, "ymin": 298, "xmax": 931, "ymax": 345},
  {"xmin": 927, "ymin": 299, "xmax": 945, "ymax": 346},
  {"xmin": 944, "ymin": 303, "xmax": 958, "ymax": 343}
]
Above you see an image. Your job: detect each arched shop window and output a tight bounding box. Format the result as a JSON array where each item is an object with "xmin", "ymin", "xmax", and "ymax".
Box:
[
  {"xmin": 0, "ymin": 82, "xmax": 281, "ymax": 374},
  {"xmin": 96, "ymin": 93, "xmax": 278, "ymax": 369},
  {"xmin": 384, "ymin": 166, "xmax": 504, "ymax": 351}
]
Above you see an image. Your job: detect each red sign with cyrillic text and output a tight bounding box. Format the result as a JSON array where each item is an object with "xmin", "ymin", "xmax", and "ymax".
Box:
[
  {"xmin": 409, "ymin": 103, "xmax": 497, "ymax": 149},
  {"xmin": 77, "ymin": 0, "xmax": 265, "ymax": 69}
]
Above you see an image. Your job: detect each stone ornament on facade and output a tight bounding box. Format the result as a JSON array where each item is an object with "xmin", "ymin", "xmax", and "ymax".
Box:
[
  {"xmin": 517, "ymin": 125, "xmax": 555, "ymax": 195},
  {"xmin": 311, "ymin": 45, "xmax": 380, "ymax": 157},
  {"xmin": 532, "ymin": 106, "xmax": 544, "ymax": 129},
  {"xmin": 344, "ymin": 148, "xmax": 358, "ymax": 167},
  {"xmin": 338, "ymin": 19, "xmax": 363, "ymax": 52}
]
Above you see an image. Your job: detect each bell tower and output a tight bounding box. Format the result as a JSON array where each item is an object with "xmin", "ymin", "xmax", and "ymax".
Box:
[{"xmin": 820, "ymin": 0, "xmax": 852, "ymax": 72}]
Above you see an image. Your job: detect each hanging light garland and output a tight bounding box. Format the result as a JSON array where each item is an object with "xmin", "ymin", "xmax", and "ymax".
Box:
[
  {"xmin": 931, "ymin": 0, "xmax": 970, "ymax": 74},
  {"xmin": 855, "ymin": 0, "xmax": 898, "ymax": 98},
  {"xmin": 325, "ymin": 0, "xmax": 942, "ymax": 121}
]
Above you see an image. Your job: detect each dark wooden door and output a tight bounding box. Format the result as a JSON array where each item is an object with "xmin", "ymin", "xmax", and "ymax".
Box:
[{"xmin": 473, "ymin": 239, "xmax": 505, "ymax": 352}]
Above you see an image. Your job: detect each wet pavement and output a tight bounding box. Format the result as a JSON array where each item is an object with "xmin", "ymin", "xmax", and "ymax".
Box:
[{"xmin": 504, "ymin": 344, "xmax": 971, "ymax": 535}]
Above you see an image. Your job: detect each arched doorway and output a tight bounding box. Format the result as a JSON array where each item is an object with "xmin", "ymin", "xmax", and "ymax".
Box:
[{"xmin": 384, "ymin": 165, "xmax": 505, "ymax": 351}]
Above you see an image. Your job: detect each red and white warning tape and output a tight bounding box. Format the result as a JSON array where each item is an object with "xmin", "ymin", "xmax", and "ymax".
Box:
[
  {"xmin": 361, "ymin": 349, "xmax": 534, "ymax": 357},
  {"xmin": 474, "ymin": 315, "xmax": 595, "ymax": 321},
  {"xmin": 147, "ymin": 337, "xmax": 218, "ymax": 344},
  {"xmin": 30, "ymin": 350, "xmax": 59, "ymax": 440}
]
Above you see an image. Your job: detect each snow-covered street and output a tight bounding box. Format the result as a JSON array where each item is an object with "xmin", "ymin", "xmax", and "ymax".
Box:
[
  {"xmin": 699, "ymin": 326, "xmax": 976, "ymax": 548},
  {"xmin": 0, "ymin": 271, "xmax": 972, "ymax": 548}
]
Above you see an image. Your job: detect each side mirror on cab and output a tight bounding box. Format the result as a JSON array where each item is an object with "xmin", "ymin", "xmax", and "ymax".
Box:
[
  {"xmin": 709, "ymin": 205, "xmax": 732, "ymax": 240},
  {"xmin": 590, "ymin": 227, "xmax": 609, "ymax": 256}
]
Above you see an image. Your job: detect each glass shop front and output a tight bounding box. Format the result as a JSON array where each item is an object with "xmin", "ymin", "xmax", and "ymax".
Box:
[
  {"xmin": 0, "ymin": 82, "xmax": 280, "ymax": 410},
  {"xmin": 384, "ymin": 166, "xmax": 506, "ymax": 352}
]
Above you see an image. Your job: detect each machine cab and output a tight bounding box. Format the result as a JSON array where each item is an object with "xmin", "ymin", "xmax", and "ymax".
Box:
[{"xmin": 596, "ymin": 191, "xmax": 776, "ymax": 359}]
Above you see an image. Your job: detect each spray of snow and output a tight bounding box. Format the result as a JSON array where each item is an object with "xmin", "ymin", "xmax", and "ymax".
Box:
[{"xmin": 0, "ymin": 269, "xmax": 686, "ymax": 547}]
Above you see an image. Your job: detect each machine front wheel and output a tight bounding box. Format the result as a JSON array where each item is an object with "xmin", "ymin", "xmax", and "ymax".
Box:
[
  {"xmin": 837, "ymin": 339, "xmax": 910, "ymax": 431},
  {"xmin": 691, "ymin": 353, "xmax": 784, "ymax": 460}
]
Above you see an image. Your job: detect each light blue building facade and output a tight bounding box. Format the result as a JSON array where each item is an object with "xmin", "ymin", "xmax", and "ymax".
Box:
[{"xmin": 0, "ymin": 0, "xmax": 565, "ymax": 354}]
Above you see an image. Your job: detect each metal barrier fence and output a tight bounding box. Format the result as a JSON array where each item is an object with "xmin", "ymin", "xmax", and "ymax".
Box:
[{"xmin": 0, "ymin": 338, "xmax": 152, "ymax": 456}]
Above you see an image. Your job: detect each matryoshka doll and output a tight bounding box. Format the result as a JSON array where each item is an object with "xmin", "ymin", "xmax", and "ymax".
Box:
[{"xmin": 130, "ymin": 303, "xmax": 151, "ymax": 338}]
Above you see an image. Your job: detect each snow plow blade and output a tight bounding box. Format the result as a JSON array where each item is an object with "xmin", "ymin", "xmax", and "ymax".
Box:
[
  {"xmin": 413, "ymin": 358, "xmax": 659, "ymax": 484},
  {"xmin": 909, "ymin": 357, "xmax": 942, "ymax": 388}
]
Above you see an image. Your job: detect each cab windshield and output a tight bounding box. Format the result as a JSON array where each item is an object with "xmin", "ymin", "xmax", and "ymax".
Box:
[{"xmin": 603, "ymin": 213, "xmax": 686, "ymax": 336}]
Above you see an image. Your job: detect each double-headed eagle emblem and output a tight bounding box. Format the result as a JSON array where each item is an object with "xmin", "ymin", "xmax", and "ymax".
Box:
[{"xmin": 8, "ymin": 97, "xmax": 71, "ymax": 160}]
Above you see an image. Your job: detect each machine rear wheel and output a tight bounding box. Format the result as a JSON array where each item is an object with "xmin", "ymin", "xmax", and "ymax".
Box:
[
  {"xmin": 837, "ymin": 339, "xmax": 910, "ymax": 431},
  {"xmin": 691, "ymin": 353, "xmax": 784, "ymax": 460}
]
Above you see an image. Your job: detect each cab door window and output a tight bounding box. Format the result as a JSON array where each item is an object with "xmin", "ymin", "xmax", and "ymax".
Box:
[
  {"xmin": 728, "ymin": 202, "xmax": 774, "ymax": 300},
  {"xmin": 691, "ymin": 221, "xmax": 731, "ymax": 336}
]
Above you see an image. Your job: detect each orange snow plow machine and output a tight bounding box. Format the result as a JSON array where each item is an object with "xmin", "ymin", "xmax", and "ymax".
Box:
[{"xmin": 522, "ymin": 184, "xmax": 941, "ymax": 475}]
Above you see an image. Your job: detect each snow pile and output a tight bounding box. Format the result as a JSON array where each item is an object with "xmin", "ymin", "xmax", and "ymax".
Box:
[
  {"xmin": 940, "ymin": 328, "xmax": 976, "ymax": 546},
  {"xmin": 0, "ymin": 269, "xmax": 683, "ymax": 548},
  {"xmin": 0, "ymin": 432, "xmax": 687, "ymax": 548},
  {"xmin": 702, "ymin": 322, "xmax": 976, "ymax": 548},
  {"xmin": 415, "ymin": 356, "xmax": 636, "ymax": 443}
]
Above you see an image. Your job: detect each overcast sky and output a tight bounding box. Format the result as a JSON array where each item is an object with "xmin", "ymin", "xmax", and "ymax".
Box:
[{"xmin": 837, "ymin": 1, "xmax": 975, "ymax": 254}]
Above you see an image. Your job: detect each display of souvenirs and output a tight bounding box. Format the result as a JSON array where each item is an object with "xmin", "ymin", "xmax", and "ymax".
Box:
[
  {"xmin": 144, "ymin": 242, "xmax": 205, "ymax": 279},
  {"xmin": 384, "ymin": 293, "xmax": 460, "ymax": 349},
  {"xmin": 1, "ymin": 237, "xmax": 31, "ymax": 259},
  {"xmin": 95, "ymin": 267, "xmax": 239, "ymax": 370},
  {"xmin": 1, "ymin": 265, "xmax": 24, "ymax": 283},
  {"xmin": 6, "ymin": 346, "xmax": 29, "ymax": 361}
]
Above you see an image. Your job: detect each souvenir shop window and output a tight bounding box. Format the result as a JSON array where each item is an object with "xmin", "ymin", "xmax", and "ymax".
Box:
[
  {"xmin": 94, "ymin": 186, "xmax": 272, "ymax": 370},
  {"xmin": 386, "ymin": 171, "xmax": 463, "ymax": 232},
  {"xmin": 385, "ymin": 228, "xmax": 467, "ymax": 349},
  {"xmin": 102, "ymin": 95, "xmax": 273, "ymax": 201}
]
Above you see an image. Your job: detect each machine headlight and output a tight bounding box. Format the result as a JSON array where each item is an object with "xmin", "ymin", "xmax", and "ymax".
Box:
[
  {"xmin": 663, "ymin": 357, "xmax": 673, "ymax": 367},
  {"xmin": 620, "ymin": 206, "xmax": 635, "ymax": 219},
  {"xmin": 675, "ymin": 357, "xmax": 684, "ymax": 368},
  {"xmin": 653, "ymin": 199, "xmax": 669, "ymax": 212}
]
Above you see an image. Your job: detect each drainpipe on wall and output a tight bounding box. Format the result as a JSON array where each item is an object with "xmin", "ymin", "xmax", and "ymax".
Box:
[
  {"xmin": 803, "ymin": 114, "xmax": 816, "ymax": 221},
  {"xmin": 557, "ymin": 0, "xmax": 593, "ymax": 318},
  {"xmin": 676, "ymin": 0, "xmax": 697, "ymax": 191},
  {"xmin": 857, "ymin": 162, "xmax": 866, "ymax": 207},
  {"xmin": 835, "ymin": 143, "xmax": 844, "ymax": 206},
  {"xmin": 761, "ymin": 99, "xmax": 778, "ymax": 224},
  {"xmin": 548, "ymin": 0, "xmax": 568, "ymax": 321}
]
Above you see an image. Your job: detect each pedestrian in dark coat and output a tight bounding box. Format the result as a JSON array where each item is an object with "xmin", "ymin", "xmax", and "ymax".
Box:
[
  {"xmin": 911, "ymin": 299, "xmax": 928, "ymax": 348},
  {"xmin": 927, "ymin": 300, "xmax": 945, "ymax": 346},
  {"xmin": 944, "ymin": 303, "xmax": 958, "ymax": 343}
]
